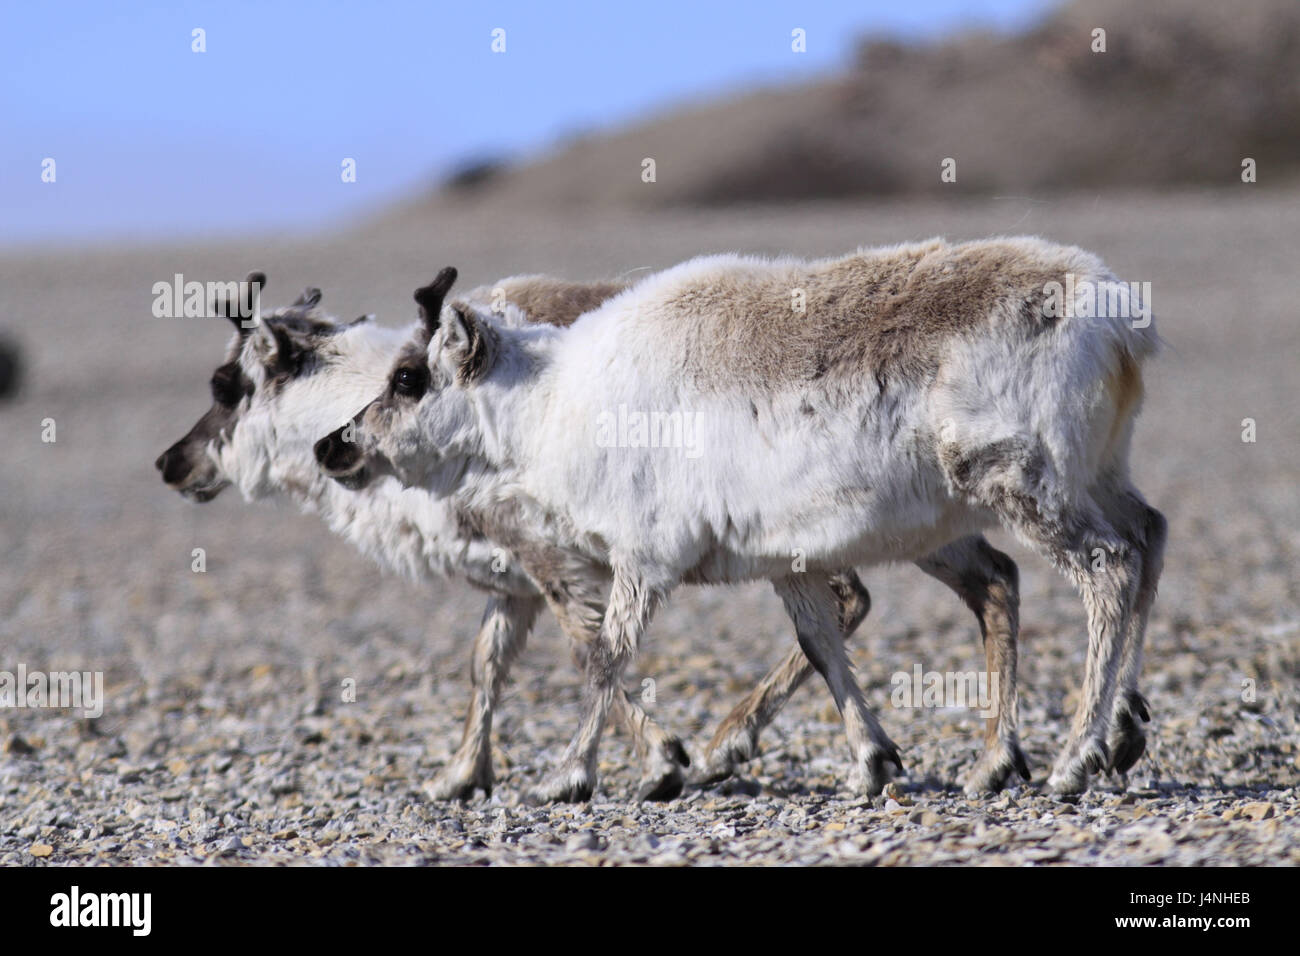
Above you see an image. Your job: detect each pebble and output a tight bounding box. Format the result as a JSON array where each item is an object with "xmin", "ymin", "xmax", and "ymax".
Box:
[
  {"xmin": 566, "ymin": 832, "xmax": 602, "ymax": 852},
  {"xmin": 4, "ymin": 735, "xmax": 37, "ymax": 756}
]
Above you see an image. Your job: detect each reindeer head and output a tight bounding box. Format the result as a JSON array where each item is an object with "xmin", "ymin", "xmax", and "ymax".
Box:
[
  {"xmin": 316, "ymin": 267, "xmax": 512, "ymax": 496},
  {"xmin": 157, "ymin": 274, "xmax": 392, "ymax": 503}
]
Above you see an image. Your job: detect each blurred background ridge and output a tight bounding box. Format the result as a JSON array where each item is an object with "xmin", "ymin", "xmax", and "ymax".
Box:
[
  {"xmin": 4, "ymin": 0, "xmax": 1298, "ymax": 246},
  {"xmin": 420, "ymin": 0, "xmax": 1300, "ymax": 215}
]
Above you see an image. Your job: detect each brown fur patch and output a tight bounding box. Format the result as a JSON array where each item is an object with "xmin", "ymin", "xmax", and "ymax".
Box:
[
  {"xmin": 1107, "ymin": 349, "xmax": 1143, "ymax": 427},
  {"xmin": 1101, "ymin": 348, "xmax": 1144, "ymax": 461},
  {"xmin": 651, "ymin": 239, "xmax": 1099, "ymax": 391},
  {"xmin": 387, "ymin": 277, "xmax": 632, "ymax": 399},
  {"xmin": 469, "ymin": 277, "xmax": 631, "ymax": 328}
]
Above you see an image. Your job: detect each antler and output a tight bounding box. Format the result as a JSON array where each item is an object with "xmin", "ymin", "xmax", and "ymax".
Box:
[
  {"xmin": 244, "ymin": 271, "xmax": 266, "ymax": 329},
  {"xmin": 212, "ymin": 270, "xmax": 266, "ymax": 335},
  {"xmin": 292, "ymin": 287, "xmax": 322, "ymax": 309}
]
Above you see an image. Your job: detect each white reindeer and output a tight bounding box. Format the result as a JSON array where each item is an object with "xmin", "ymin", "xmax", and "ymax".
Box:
[
  {"xmin": 157, "ymin": 275, "xmax": 918, "ymax": 800},
  {"xmin": 319, "ymin": 236, "xmax": 1164, "ymax": 801}
]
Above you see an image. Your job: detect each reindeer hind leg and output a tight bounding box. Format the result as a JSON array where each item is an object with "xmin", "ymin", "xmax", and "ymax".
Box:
[
  {"xmin": 916, "ymin": 536, "xmax": 1028, "ymax": 794},
  {"xmin": 697, "ymin": 570, "xmax": 870, "ymax": 785}
]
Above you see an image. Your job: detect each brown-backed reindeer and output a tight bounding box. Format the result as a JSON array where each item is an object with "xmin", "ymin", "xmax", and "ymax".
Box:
[{"xmin": 321, "ymin": 237, "xmax": 1162, "ymax": 801}]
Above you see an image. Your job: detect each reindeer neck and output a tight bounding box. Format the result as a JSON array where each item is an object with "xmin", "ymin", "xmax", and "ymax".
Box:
[
  {"xmin": 470, "ymin": 326, "xmax": 559, "ymax": 470},
  {"xmin": 272, "ymin": 449, "xmax": 465, "ymax": 578}
]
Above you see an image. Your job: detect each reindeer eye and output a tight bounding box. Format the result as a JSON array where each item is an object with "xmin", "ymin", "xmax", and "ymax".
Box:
[
  {"xmin": 392, "ymin": 366, "xmax": 427, "ymax": 398},
  {"xmin": 210, "ymin": 369, "xmax": 241, "ymax": 406}
]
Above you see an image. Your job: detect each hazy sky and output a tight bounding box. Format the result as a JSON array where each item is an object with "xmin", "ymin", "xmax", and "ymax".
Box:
[{"xmin": 1, "ymin": 0, "xmax": 1054, "ymax": 245}]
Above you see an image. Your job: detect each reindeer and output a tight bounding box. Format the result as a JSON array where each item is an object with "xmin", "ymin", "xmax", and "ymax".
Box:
[
  {"xmin": 157, "ymin": 274, "xmax": 902, "ymax": 800},
  {"xmin": 319, "ymin": 236, "xmax": 1164, "ymax": 801}
]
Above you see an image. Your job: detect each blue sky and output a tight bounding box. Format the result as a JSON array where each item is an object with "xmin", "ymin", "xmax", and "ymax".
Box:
[{"xmin": 0, "ymin": 0, "xmax": 1054, "ymax": 245}]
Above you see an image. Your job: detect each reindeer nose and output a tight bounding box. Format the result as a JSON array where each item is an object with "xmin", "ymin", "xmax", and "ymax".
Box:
[
  {"xmin": 156, "ymin": 445, "xmax": 189, "ymax": 484},
  {"xmin": 314, "ymin": 427, "xmax": 356, "ymax": 470},
  {"xmin": 313, "ymin": 433, "xmax": 335, "ymax": 465}
]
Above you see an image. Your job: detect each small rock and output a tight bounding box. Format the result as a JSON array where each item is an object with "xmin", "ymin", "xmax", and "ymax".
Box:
[
  {"xmin": 566, "ymin": 832, "xmax": 601, "ymax": 852},
  {"xmin": 4, "ymin": 734, "xmax": 36, "ymax": 755},
  {"xmin": 881, "ymin": 783, "xmax": 915, "ymax": 806},
  {"xmin": 1239, "ymin": 802, "xmax": 1274, "ymax": 821},
  {"xmin": 30, "ymin": 844, "xmax": 54, "ymax": 858}
]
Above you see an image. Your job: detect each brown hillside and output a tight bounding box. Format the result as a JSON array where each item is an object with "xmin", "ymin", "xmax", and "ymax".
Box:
[{"xmin": 394, "ymin": 0, "xmax": 1300, "ymax": 219}]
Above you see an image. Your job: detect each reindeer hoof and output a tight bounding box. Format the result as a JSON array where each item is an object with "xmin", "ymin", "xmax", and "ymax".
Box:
[
  {"xmin": 635, "ymin": 766, "xmax": 685, "ymax": 802},
  {"xmin": 1047, "ymin": 765, "xmax": 1087, "ymax": 795},
  {"xmin": 1048, "ymin": 737, "xmax": 1109, "ymax": 794},
  {"xmin": 962, "ymin": 741, "xmax": 1031, "ymax": 795},
  {"xmin": 1083, "ymin": 740, "xmax": 1109, "ymax": 776},
  {"xmin": 695, "ymin": 728, "xmax": 759, "ymax": 785},
  {"xmin": 633, "ymin": 738, "xmax": 690, "ymax": 801},
  {"xmin": 1108, "ymin": 729, "xmax": 1148, "ymax": 776},
  {"xmin": 1105, "ymin": 691, "xmax": 1151, "ymax": 775},
  {"xmin": 665, "ymin": 737, "xmax": 691, "ymax": 769},
  {"xmin": 424, "ymin": 770, "xmax": 490, "ymax": 802},
  {"xmin": 1128, "ymin": 691, "xmax": 1151, "ymax": 723},
  {"xmin": 694, "ymin": 751, "xmax": 742, "ymax": 786},
  {"xmin": 887, "ymin": 745, "xmax": 905, "ymax": 774},
  {"xmin": 850, "ymin": 745, "xmax": 902, "ymax": 797},
  {"xmin": 525, "ymin": 768, "xmax": 594, "ymax": 805},
  {"xmin": 1014, "ymin": 746, "xmax": 1032, "ymax": 781}
]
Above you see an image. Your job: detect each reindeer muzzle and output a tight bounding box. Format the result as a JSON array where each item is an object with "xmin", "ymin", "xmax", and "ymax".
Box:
[{"xmin": 315, "ymin": 426, "xmax": 370, "ymax": 489}]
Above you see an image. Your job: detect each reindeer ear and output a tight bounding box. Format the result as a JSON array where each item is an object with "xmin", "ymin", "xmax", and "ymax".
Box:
[
  {"xmin": 252, "ymin": 322, "xmax": 301, "ymax": 373},
  {"xmin": 442, "ymin": 302, "xmax": 496, "ymax": 383},
  {"xmin": 414, "ymin": 267, "xmax": 459, "ymax": 336},
  {"xmin": 442, "ymin": 302, "xmax": 472, "ymax": 352},
  {"xmin": 251, "ymin": 320, "xmax": 277, "ymax": 361}
]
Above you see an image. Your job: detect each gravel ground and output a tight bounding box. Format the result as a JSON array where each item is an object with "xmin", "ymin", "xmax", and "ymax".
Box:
[{"xmin": 2, "ymin": 189, "xmax": 1298, "ymax": 865}]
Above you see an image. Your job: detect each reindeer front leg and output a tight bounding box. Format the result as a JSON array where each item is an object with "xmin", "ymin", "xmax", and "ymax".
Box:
[
  {"xmin": 425, "ymin": 593, "xmax": 542, "ymax": 800},
  {"xmin": 773, "ymin": 572, "xmax": 903, "ymax": 797},
  {"xmin": 541, "ymin": 571, "xmax": 690, "ymax": 801},
  {"xmin": 526, "ymin": 569, "xmax": 664, "ymax": 804}
]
